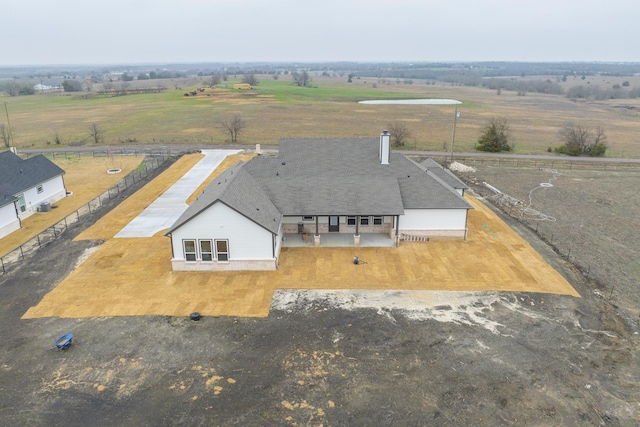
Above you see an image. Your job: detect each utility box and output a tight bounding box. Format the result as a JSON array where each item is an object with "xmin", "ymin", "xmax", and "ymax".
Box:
[{"xmin": 298, "ymin": 223, "xmax": 304, "ymax": 234}]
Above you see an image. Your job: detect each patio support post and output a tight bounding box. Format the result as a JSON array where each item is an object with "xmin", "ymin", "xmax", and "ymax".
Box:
[
  {"xmin": 314, "ymin": 216, "xmax": 321, "ymax": 246},
  {"xmin": 395, "ymin": 215, "xmax": 400, "ymax": 247}
]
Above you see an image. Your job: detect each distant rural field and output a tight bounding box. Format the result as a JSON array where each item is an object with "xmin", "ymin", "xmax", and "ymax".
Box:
[{"xmin": 2, "ymin": 75, "xmax": 640, "ymax": 157}]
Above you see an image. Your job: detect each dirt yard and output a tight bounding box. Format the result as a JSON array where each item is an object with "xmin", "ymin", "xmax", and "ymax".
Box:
[
  {"xmin": 0, "ymin": 156, "xmax": 639, "ymax": 426},
  {"xmin": 455, "ymin": 162, "xmax": 640, "ymax": 326}
]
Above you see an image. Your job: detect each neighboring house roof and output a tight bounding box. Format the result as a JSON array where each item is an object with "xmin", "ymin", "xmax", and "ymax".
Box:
[
  {"xmin": 168, "ymin": 138, "xmax": 472, "ymax": 235},
  {"xmin": 419, "ymin": 158, "xmax": 469, "ymax": 191},
  {"xmin": 0, "ymin": 151, "xmax": 65, "ymax": 207},
  {"xmin": 167, "ymin": 162, "xmax": 282, "ymax": 235}
]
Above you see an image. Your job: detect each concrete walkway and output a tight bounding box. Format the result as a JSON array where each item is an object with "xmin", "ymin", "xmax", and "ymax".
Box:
[{"xmin": 115, "ymin": 150, "xmax": 240, "ymax": 238}]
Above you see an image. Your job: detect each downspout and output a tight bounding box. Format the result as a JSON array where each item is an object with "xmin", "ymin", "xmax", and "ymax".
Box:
[
  {"xmin": 167, "ymin": 233, "xmax": 174, "ymax": 258},
  {"xmin": 13, "ymin": 201, "xmax": 22, "ymax": 229},
  {"xmin": 395, "ymin": 215, "xmax": 400, "ymax": 247},
  {"xmin": 464, "ymin": 209, "xmax": 468, "ymax": 240},
  {"xmin": 61, "ymin": 173, "xmax": 68, "ymax": 196}
]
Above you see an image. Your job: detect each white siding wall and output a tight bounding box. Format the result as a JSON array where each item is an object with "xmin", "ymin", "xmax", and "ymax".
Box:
[
  {"xmin": 18, "ymin": 175, "xmax": 66, "ymax": 219},
  {"xmin": 400, "ymin": 209, "xmax": 467, "ymax": 231},
  {"xmin": 171, "ymin": 202, "xmax": 274, "ymax": 262},
  {"xmin": 0, "ymin": 203, "xmax": 20, "ymax": 239}
]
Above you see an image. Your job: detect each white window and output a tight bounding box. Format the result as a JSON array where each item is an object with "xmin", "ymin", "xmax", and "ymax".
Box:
[
  {"xmin": 347, "ymin": 216, "xmax": 356, "ymax": 226},
  {"xmin": 302, "ymin": 216, "xmax": 314, "ymax": 221},
  {"xmin": 360, "ymin": 216, "xmax": 369, "ymax": 226},
  {"xmin": 183, "ymin": 240, "xmax": 197, "ymax": 262},
  {"xmin": 199, "ymin": 240, "xmax": 213, "ymax": 262},
  {"xmin": 373, "ymin": 216, "xmax": 383, "ymax": 226},
  {"xmin": 215, "ymin": 239, "xmax": 229, "ymax": 262},
  {"xmin": 37, "ymin": 185, "xmax": 44, "ymax": 194}
]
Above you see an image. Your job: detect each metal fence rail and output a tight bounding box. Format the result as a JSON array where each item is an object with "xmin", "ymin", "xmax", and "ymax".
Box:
[
  {"xmin": 446, "ymin": 155, "xmax": 640, "ymax": 171},
  {"xmin": 0, "ymin": 153, "xmax": 174, "ymax": 275}
]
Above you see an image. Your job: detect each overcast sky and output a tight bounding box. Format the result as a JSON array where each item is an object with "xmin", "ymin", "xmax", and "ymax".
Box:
[{"xmin": 2, "ymin": 0, "xmax": 639, "ymax": 66}]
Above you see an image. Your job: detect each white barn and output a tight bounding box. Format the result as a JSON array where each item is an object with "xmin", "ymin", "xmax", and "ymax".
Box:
[
  {"xmin": 0, "ymin": 151, "xmax": 67, "ymax": 239},
  {"xmin": 166, "ymin": 133, "xmax": 472, "ymax": 271}
]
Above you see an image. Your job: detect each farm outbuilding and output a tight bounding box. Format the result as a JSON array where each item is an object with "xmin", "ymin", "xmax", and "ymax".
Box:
[
  {"xmin": 0, "ymin": 151, "xmax": 67, "ymax": 239},
  {"xmin": 166, "ymin": 132, "xmax": 472, "ymax": 272}
]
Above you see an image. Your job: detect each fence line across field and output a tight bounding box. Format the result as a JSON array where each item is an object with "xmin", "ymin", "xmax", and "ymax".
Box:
[
  {"xmin": 0, "ymin": 153, "xmax": 174, "ymax": 275},
  {"xmin": 448, "ymin": 156, "xmax": 640, "ymax": 171}
]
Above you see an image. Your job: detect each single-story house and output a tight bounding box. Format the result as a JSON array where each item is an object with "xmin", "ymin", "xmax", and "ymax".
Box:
[
  {"xmin": 0, "ymin": 151, "xmax": 67, "ymax": 239},
  {"xmin": 166, "ymin": 132, "xmax": 473, "ymax": 271}
]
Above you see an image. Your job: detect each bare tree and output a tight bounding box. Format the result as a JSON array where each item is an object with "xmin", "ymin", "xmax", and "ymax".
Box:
[
  {"xmin": 53, "ymin": 130, "xmax": 63, "ymax": 145},
  {"xmin": 387, "ymin": 121, "xmax": 412, "ymax": 147},
  {"xmin": 0, "ymin": 124, "xmax": 9, "ymax": 148},
  {"xmin": 292, "ymin": 70, "xmax": 311, "ymax": 87},
  {"xmin": 556, "ymin": 123, "xmax": 607, "ymax": 156},
  {"xmin": 209, "ymin": 74, "xmax": 221, "ymax": 86},
  {"xmin": 242, "ymin": 73, "xmax": 259, "ymax": 86},
  {"xmin": 88, "ymin": 123, "xmax": 104, "ymax": 144},
  {"xmin": 220, "ymin": 114, "xmax": 246, "ymax": 143},
  {"xmin": 1, "ymin": 80, "xmax": 21, "ymax": 96}
]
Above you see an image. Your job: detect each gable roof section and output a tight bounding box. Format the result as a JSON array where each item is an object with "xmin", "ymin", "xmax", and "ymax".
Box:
[
  {"xmin": 0, "ymin": 151, "xmax": 65, "ymax": 207},
  {"xmin": 419, "ymin": 158, "xmax": 469, "ymax": 191},
  {"xmin": 166, "ymin": 162, "xmax": 282, "ymax": 235}
]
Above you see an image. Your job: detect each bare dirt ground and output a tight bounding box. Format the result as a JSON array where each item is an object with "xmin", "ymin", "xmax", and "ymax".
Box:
[
  {"xmin": 1, "ymin": 158, "xmax": 639, "ymax": 426},
  {"xmin": 456, "ymin": 162, "xmax": 640, "ymax": 326}
]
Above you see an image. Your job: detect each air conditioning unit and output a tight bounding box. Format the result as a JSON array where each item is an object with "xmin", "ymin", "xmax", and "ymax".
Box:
[{"xmin": 39, "ymin": 202, "xmax": 51, "ymax": 212}]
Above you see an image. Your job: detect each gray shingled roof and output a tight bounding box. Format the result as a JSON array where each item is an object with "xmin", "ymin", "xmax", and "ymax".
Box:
[
  {"xmin": 0, "ymin": 151, "xmax": 65, "ymax": 208},
  {"xmin": 245, "ymin": 138, "xmax": 471, "ymax": 213},
  {"xmin": 419, "ymin": 158, "xmax": 469, "ymax": 191},
  {"xmin": 167, "ymin": 138, "xmax": 472, "ymax": 234},
  {"xmin": 166, "ymin": 162, "xmax": 282, "ymax": 235}
]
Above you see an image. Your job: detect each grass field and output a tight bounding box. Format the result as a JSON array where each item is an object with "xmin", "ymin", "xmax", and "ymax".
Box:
[{"xmin": 2, "ymin": 75, "xmax": 640, "ymax": 157}]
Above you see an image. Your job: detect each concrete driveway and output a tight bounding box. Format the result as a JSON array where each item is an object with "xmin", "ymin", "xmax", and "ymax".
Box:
[{"xmin": 114, "ymin": 150, "xmax": 239, "ymax": 238}]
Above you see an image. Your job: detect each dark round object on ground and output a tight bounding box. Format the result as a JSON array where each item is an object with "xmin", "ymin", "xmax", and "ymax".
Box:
[{"xmin": 190, "ymin": 312, "xmax": 201, "ymax": 321}]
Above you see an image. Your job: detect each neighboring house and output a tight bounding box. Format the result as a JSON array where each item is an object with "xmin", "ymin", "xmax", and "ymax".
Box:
[
  {"xmin": 0, "ymin": 151, "xmax": 67, "ymax": 239},
  {"xmin": 166, "ymin": 132, "xmax": 473, "ymax": 272},
  {"xmin": 33, "ymin": 83, "xmax": 63, "ymax": 92}
]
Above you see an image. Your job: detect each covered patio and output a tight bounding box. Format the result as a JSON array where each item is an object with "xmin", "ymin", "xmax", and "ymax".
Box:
[{"xmin": 281, "ymin": 232, "xmax": 394, "ymax": 247}]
